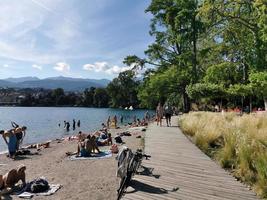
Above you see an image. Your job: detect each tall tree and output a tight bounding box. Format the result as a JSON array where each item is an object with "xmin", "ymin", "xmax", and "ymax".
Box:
[
  {"xmin": 107, "ymin": 70, "xmax": 139, "ymax": 108},
  {"xmin": 124, "ymin": 0, "xmax": 205, "ymax": 111}
]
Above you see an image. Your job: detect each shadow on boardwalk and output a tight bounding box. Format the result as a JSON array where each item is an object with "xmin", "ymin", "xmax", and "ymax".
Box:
[{"xmin": 128, "ymin": 179, "xmax": 179, "ymax": 195}]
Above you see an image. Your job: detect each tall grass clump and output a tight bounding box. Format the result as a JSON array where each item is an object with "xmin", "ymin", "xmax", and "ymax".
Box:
[{"xmin": 179, "ymin": 112, "xmax": 267, "ymax": 198}]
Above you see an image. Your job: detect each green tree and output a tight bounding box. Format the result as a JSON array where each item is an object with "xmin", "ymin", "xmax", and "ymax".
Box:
[
  {"xmin": 93, "ymin": 88, "xmax": 110, "ymax": 107},
  {"xmin": 124, "ymin": 0, "xmax": 205, "ymax": 111},
  {"xmin": 249, "ymin": 71, "xmax": 267, "ymax": 110},
  {"xmin": 52, "ymin": 88, "xmax": 65, "ymax": 105},
  {"xmin": 107, "ymin": 70, "xmax": 139, "ymax": 108},
  {"xmin": 199, "ymin": 0, "xmax": 267, "ymax": 71},
  {"xmin": 83, "ymin": 87, "xmax": 95, "ymax": 107}
]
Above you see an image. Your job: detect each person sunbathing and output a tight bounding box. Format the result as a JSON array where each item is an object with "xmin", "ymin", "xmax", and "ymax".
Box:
[
  {"xmin": 90, "ymin": 135, "xmax": 101, "ymax": 153},
  {"xmin": 96, "ymin": 133, "xmax": 112, "ymax": 146},
  {"xmin": 77, "ymin": 131, "xmax": 87, "ymax": 142},
  {"xmin": 77, "ymin": 138, "xmax": 92, "ymax": 157},
  {"xmin": 0, "ymin": 165, "xmax": 26, "ymax": 191}
]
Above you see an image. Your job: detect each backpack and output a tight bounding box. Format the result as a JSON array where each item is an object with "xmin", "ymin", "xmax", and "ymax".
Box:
[
  {"xmin": 114, "ymin": 136, "xmax": 123, "ymax": 144},
  {"xmin": 26, "ymin": 178, "xmax": 49, "ymax": 193}
]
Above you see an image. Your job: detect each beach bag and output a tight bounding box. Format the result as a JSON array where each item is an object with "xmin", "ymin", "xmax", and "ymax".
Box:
[
  {"xmin": 26, "ymin": 178, "xmax": 49, "ymax": 193},
  {"xmin": 114, "ymin": 136, "xmax": 123, "ymax": 144},
  {"xmin": 110, "ymin": 144, "xmax": 119, "ymax": 153}
]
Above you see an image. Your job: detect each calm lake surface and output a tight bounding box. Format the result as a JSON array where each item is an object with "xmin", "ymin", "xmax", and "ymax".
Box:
[{"xmin": 0, "ymin": 107, "xmax": 154, "ymax": 152}]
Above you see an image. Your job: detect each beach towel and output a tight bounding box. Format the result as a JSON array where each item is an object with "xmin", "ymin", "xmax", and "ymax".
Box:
[
  {"xmin": 69, "ymin": 150, "xmax": 112, "ymax": 161},
  {"xmin": 18, "ymin": 184, "xmax": 61, "ymax": 199}
]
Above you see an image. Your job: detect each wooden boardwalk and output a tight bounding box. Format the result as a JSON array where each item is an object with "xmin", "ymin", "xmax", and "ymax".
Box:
[{"xmin": 122, "ymin": 116, "xmax": 258, "ymax": 200}]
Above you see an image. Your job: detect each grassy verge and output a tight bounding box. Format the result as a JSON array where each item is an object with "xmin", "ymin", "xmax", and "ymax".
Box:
[{"xmin": 179, "ymin": 112, "xmax": 267, "ymax": 198}]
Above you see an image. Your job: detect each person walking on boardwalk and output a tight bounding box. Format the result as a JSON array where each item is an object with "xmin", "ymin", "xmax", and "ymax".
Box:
[
  {"xmin": 164, "ymin": 103, "xmax": 172, "ymax": 127},
  {"xmin": 156, "ymin": 102, "xmax": 163, "ymax": 126}
]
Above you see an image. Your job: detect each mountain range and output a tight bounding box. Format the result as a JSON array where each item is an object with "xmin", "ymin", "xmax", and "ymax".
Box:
[{"xmin": 0, "ymin": 76, "xmax": 111, "ymax": 91}]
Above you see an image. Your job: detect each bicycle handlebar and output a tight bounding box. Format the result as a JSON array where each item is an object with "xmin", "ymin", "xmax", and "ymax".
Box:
[{"xmin": 142, "ymin": 154, "xmax": 151, "ymax": 160}]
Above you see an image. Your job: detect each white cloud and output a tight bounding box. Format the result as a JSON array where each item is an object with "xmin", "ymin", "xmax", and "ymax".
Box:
[
  {"xmin": 54, "ymin": 62, "xmax": 70, "ymax": 72},
  {"xmin": 3, "ymin": 64, "xmax": 9, "ymax": 68},
  {"xmin": 83, "ymin": 62, "xmax": 109, "ymax": 72},
  {"xmin": 32, "ymin": 64, "xmax": 42, "ymax": 70},
  {"xmin": 83, "ymin": 62, "xmax": 132, "ymax": 74}
]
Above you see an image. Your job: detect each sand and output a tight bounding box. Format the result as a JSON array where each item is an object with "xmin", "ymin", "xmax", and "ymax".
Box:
[{"xmin": 0, "ymin": 126, "xmax": 146, "ymax": 200}]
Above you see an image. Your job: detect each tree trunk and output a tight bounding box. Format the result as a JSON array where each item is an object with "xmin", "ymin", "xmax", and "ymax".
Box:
[
  {"xmin": 249, "ymin": 96, "xmax": 252, "ymax": 113},
  {"xmin": 182, "ymin": 92, "xmax": 190, "ymax": 113},
  {"xmin": 192, "ymin": 15, "xmax": 198, "ymax": 82},
  {"xmin": 264, "ymin": 97, "xmax": 267, "ymax": 111}
]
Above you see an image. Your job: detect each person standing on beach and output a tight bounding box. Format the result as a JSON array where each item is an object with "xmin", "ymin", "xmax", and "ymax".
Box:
[
  {"xmin": 120, "ymin": 115, "xmax": 123, "ymax": 124},
  {"xmin": 63, "ymin": 121, "xmax": 67, "ymax": 128},
  {"xmin": 73, "ymin": 119, "xmax": 76, "ymax": 130},
  {"xmin": 144, "ymin": 111, "xmax": 150, "ymax": 123},
  {"xmin": 156, "ymin": 102, "xmax": 163, "ymax": 126},
  {"xmin": 133, "ymin": 115, "xmax": 137, "ymax": 125},
  {"xmin": 77, "ymin": 120, "xmax": 80, "ymax": 127},
  {"xmin": 107, "ymin": 116, "xmax": 111, "ymax": 129},
  {"xmin": 114, "ymin": 115, "xmax": 118, "ymax": 128},
  {"xmin": 66, "ymin": 122, "xmax": 70, "ymax": 132},
  {"xmin": 11, "ymin": 122, "xmax": 27, "ymax": 151},
  {"xmin": 0, "ymin": 130, "xmax": 17, "ymax": 159}
]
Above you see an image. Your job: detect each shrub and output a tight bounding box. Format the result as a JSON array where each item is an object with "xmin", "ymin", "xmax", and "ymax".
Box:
[{"xmin": 179, "ymin": 112, "xmax": 267, "ymax": 198}]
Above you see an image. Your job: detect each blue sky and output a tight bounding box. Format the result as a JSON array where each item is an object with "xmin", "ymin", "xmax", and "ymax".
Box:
[{"xmin": 0, "ymin": 0, "xmax": 153, "ymax": 80}]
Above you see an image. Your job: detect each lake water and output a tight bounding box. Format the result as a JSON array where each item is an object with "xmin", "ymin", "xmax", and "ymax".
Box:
[{"xmin": 0, "ymin": 107, "xmax": 154, "ymax": 152}]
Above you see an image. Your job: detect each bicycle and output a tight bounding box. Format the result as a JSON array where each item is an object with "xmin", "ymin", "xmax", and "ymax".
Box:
[{"xmin": 117, "ymin": 148, "xmax": 151, "ymax": 200}]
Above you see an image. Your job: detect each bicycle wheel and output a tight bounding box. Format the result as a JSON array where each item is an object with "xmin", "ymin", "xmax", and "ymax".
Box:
[{"xmin": 117, "ymin": 173, "xmax": 132, "ymax": 200}]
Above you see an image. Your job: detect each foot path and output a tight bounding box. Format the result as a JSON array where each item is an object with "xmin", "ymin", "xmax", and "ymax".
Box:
[{"xmin": 123, "ymin": 116, "xmax": 258, "ymax": 200}]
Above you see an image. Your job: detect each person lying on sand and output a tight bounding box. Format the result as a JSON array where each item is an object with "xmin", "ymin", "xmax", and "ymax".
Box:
[
  {"xmin": 0, "ymin": 164, "xmax": 26, "ymax": 193},
  {"xmin": 25, "ymin": 141, "xmax": 50, "ymax": 150},
  {"xmin": 0, "ymin": 130, "xmax": 17, "ymax": 159}
]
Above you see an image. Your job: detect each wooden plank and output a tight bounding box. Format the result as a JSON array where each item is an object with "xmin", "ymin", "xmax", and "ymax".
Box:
[{"xmin": 122, "ymin": 116, "xmax": 258, "ymax": 200}]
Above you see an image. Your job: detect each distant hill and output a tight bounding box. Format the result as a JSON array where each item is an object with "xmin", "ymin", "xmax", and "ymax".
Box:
[
  {"xmin": 4, "ymin": 76, "xmax": 40, "ymax": 83},
  {"xmin": 0, "ymin": 76, "xmax": 111, "ymax": 91}
]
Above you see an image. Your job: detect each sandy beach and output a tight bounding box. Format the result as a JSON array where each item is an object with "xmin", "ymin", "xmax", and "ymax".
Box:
[{"xmin": 0, "ymin": 125, "xmax": 146, "ymax": 200}]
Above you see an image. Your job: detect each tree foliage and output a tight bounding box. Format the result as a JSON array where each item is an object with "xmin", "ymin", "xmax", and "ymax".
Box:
[
  {"xmin": 123, "ymin": 0, "xmax": 267, "ymax": 111},
  {"xmin": 107, "ymin": 70, "xmax": 140, "ymax": 108}
]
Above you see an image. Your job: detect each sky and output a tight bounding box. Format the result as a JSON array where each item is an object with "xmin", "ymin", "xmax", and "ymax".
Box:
[{"xmin": 0, "ymin": 0, "xmax": 153, "ymax": 80}]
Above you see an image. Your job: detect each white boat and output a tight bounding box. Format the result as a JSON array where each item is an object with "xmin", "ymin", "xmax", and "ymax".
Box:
[
  {"xmin": 125, "ymin": 107, "xmax": 128, "ymax": 110},
  {"xmin": 129, "ymin": 106, "xmax": 133, "ymax": 110}
]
